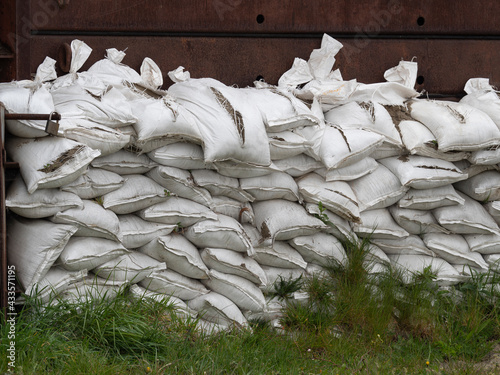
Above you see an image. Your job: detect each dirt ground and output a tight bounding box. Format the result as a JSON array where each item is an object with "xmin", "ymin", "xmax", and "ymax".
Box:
[{"xmin": 474, "ymin": 344, "xmax": 500, "ymax": 374}]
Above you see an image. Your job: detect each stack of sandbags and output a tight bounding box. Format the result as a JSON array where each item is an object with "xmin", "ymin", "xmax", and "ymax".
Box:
[{"xmin": 4, "ymin": 36, "xmax": 500, "ymax": 333}]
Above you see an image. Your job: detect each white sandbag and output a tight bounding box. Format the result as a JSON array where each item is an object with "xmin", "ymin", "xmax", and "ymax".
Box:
[
  {"xmin": 241, "ymin": 223, "xmax": 264, "ymax": 247},
  {"xmin": 54, "ymin": 277, "xmax": 122, "ymax": 304},
  {"xmin": 305, "ymin": 263, "xmax": 330, "ymax": 278},
  {"xmin": 146, "ymin": 166, "xmax": 213, "ymax": 208},
  {"xmin": 0, "ymin": 56, "xmax": 56, "ymax": 138},
  {"xmin": 278, "ymin": 35, "xmax": 344, "ymax": 92},
  {"xmin": 138, "ymin": 235, "xmax": 209, "ymax": 279},
  {"xmin": 384, "ymin": 60, "xmax": 418, "ymax": 88},
  {"xmin": 290, "ymin": 111, "xmax": 326, "ymax": 162},
  {"xmin": 432, "ymin": 192, "xmax": 500, "ymax": 235},
  {"xmin": 129, "ymin": 284, "xmax": 197, "ymax": 319},
  {"xmin": 244, "ymin": 86, "xmax": 320, "ymax": 133},
  {"xmin": 23, "ymin": 267, "xmax": 87, "ymax": 304},
  {"xmin": 316, "ymin": 125, "xmax": 385, "ymax": 170},
  {"xmin": 118, "ymin": 214, "xmax": 175, "ymax": 249},
  {"xmin": 94, "ymin": 251, "xmax": 166, "ymax": 283},
  {"xmin": 102, "ymin": 174, "xmax": 168, "ymax": 215},
  {"xmin": 454, "ymin": 170, "xmax": 500, "ymax": 202},
  {"xmin": 252, "ymin": 199, "xmax": 327, "ymax": 244},
  {"xmin": 273, "ymin": 154, "xmax": 323, "ymax": 177},
  {"xmin": 304, "ymin": 203, "xmax": 353, "ymax": 241},
  {"xmin": 57, "ymin": 237, "xmax": 129, "ymax": 272},
  {"xmin": 409, "ymin": 99, "xmax": 500, "ymax": 152},
  {"xmin": 147, "ymin": 142, "xmax": 207, "ymax": 170},
  {"xmin": 60, "ymin": 167, "xmax": 124, "ymax": 199},
  {"xmin": 484, "ymin": 201, "xmax": 500, "ymax": 225},
  {"xmin": 191, "ymin": 169, "xmax": 254, "ymax": 203},
  {"xmin": 388, "ymin": 205, "xmax": 449, "ymax": 235},
  {"xmin": 468, "ymin": 146, "xmax": 500, "ymax": 165},
  {"xmin": 138, "ymin": 196, "xmax": 217, "ymax": 227},
  {"xmin": 130, "ymin": 96, "xmax": 203, "ymax": 153},
  {"xmin": 268, "ymin": 131, "xmax": 314, "ymax": 160},
  {"xmin": 0, "ymin": 79, "xmax": 55, "ymax": 138},
  {"xmin": 353, "ymin": 208, "xmax": 409, "ymax": 239},
  {"xmin": 398, "ymin": 118, "xmax": 469, "ymax": 161},
  {"xmin": 253, "ymin": 242, "xmax": 308, "ymax": 270},
  {"xmin": 57, "ymin": 118, "xmax": 131, "ymax": 156},
  {"xmin": 6, "ymin": 136, "xmax": 100, "ymax": 194},
  {"xmin": 243, "ymin": 298, "xmax": 285, "ymax": 323},
  {"xmin": 348, "ymin": 163, "xmax": 408, "ymax": 212},
  {"xmin": 168, "ymin": 79, "xmax": 271, "ymax": 166},
  {"xmin": 464, "ymin": 233, "xmax": 500, "ymax": 255},
  {"xmin": 202, "ymin": 270, "xmax": 266, "ymax": 312},
  {"xmin": 379, "ymin": 155, "xmax": 467, "ymax": 189},
  {"xmin": 112, "ymin": 124, "xmax": 134, "ymax": 150},
  {"xmin": 213, "ymin": 160, "xmax": 281, "ymax": 178},
  {"xmin": 260, "ymin": 266, "xmax": 306, "ymax": 293},
  {"xmin": 371, "ymin": 235, "xmax": 435, "ymax": 257},
  {"xmin": 460, "ymin": 81, "xmax": 500, "ymax": 129},
  {"xmin": 453, "ymin": 264, "xmax": 488, "ymax": 277},
  {"xmin": 389, "ymin": 254, "xmax": 466, "ymax": 286},
  {"xmin": 422, "ymin": 233, "xmax": 490, "ymax": 269},
  {"xmin": 397, "ymin": 185, "xmax": 465, "ymax": 210},
  {"xmin": 325, "ymin": 101, "xmax": 403, "ymax": 147},
  {"xmin": 484, "ymin": 254, "xmax": 500, "ymax": 270},
  {"xmin": 52, "ymin": 84, "xmax": 137, "ymax": 127},
  {"xmin": 345, "ymin": 81, "xmax": 418, "ymax": 107},
  {"xmin": 6, "ymin": 175, "xmax": 82, "ymax": 218},
  {"xmin": 289, "ymin": 232, "xmax": 347, "ymax": 267},
  {"xmin": 369, "ymin": 143, "xmax": 405, "ymax": 160},
  {"xmin": 297, "ymin": 173, "xmax": 360, "ymax": 223},
  {"xmin": 366, "ymin": 244, "xmax": 391, "ymax": 265},
  {"xmin": 200, "ymin": 248, "xmax": 267, "ymax": 285},
  {"xmin": 316, "ymin": 157, "xmax": 378, "ymax": 182},
  {"xmin": 140, "ymin": 57, "xmax": 163, "ymax": 89},
  {"xmin": 168, "ymin": 66, "xmax": 191, "ymax": 83},
  {"xmin": 453, "ymin": 159, "xmax": 497, "ymax": 179},
  {"xmin": 50, "ymin": 40, "xmax": 96, "ymax": 91},
  {"xmin": 184, "ymin": 214, "xmax": 254, "ymax": 256},
  {"xmin": 210, "ymin": 196, "xmax": 255, "ymax": 225},
  {"xmin": 91, "ymin": 150, "xmax": 157, "ymax": 175},
  {"xmin": 51, "ymin": 200, "xmax": 121, "ymax": 241},
  {"xmin": 7, "ymin": 217, "xmax": 77, "ymax": 291},
  {"xmin": 240, "ymin": 172, "xmax": 300, "ymax": 202},
  {"xmin": 139, "ymin": 269, "xmax": 209, "ymax": 301},
  {"xmin": 87, "ymin": 48, "xmax": 142, "ymax": 86},
  {"xmin": 188, "ymin": 292, "xmax": 248, "ymax": 328},
  {"xmin": 195, "ymin": 320, "xmax": 228, "ymax": 335}
]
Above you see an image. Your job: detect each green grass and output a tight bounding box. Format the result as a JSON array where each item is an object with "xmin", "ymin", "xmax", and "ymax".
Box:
[{"xmin": 2, "ymin": 236, "xmax": 500, "ymax": 374}]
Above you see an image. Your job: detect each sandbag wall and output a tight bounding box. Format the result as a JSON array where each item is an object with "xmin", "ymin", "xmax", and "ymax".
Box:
[{"xmin": 3, "ymin": 38, "xmax": 500, "ymax": 331}]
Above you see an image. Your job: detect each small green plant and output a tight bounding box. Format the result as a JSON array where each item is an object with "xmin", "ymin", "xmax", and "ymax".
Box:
[
  {"xmin": 173, "ymin": 222, "xmax": 185, "ymax": 234},
  {"xmin": 269, "ymin": 275, "xmax": 304, "ymax": 302},
  {"xmin": 93, "ymin": 196, "xmax": 104, "ymax": 206},
  {"xmin": 315, "ymin": 201, "xmax": 330, "ymax": 223},
  {"xmin": 3, "ymin": 232, "xmax": 500, "ymax": 374}
]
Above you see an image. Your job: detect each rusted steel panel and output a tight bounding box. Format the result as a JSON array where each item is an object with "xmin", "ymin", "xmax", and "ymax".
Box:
[
  {"xmin": 25, "ymin": 35, "xmax": 500, "ymax": 96},
  {"xmin": 29, "ymin": 0, "xmax": 500, "ymax": 36},
  {"xmin": 0, "ymin": 1, "xmax": 16, "ymax": 82}
]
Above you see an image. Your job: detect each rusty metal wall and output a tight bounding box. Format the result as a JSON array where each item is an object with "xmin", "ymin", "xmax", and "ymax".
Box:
[{"xmin": 7, "ymin": 0, "xmax": 500, "ymax": 96}]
